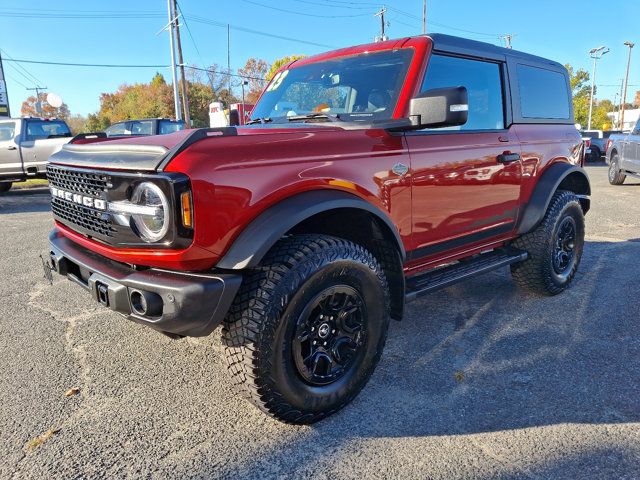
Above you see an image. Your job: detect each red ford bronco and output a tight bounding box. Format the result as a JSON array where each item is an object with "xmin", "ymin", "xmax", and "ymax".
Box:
[{"xmin": 45, "ymin": 34, "xmax": 590, "ymax": 424}]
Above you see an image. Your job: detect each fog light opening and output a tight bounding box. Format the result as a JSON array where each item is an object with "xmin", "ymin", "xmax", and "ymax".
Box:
[{"xmin": 130, "ymin": 289, "xmax": 163, "ymax": 317}]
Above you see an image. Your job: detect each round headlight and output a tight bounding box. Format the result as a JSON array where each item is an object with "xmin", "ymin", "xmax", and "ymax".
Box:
[{"xmin": 130, "ymin": 182, "xmax": 170, "ymax": 242}]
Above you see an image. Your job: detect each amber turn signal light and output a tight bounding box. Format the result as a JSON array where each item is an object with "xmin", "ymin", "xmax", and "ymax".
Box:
[{"xmin": 180, "ymin": 191, "xmax": 193, "ymax": 228}]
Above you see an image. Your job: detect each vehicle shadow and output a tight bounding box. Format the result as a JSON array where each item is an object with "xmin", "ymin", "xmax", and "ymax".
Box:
[
  {"xmin": 0, "ymin": 187, "xmax": 51, "ymax": 214},
  {"xmin": 215, "ymin": 237, "xmax": 640, "ymax": 477}
]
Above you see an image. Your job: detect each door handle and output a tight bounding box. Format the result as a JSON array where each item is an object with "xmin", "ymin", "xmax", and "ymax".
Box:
[
  {"xmin": 7, "ymin": 146, "xmax": 17, "ymax": 150},
  {"xmin": 497, "ymin": 152, "xmax": 521, "ymax": 164}
]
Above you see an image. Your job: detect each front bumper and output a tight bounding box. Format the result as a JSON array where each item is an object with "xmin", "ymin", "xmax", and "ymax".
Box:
[{"xmin": 48, "ymin": 229, "xmax": 242, "ymax": 337}]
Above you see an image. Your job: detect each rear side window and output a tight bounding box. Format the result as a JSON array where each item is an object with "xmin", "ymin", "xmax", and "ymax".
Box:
[
  {"xmin": 158, "ymin": 120, "xmax": 185, "ymax": 135},
  {"xmin": 130, "ymin": 120, "xmax": 154, "ymax": 135},
  {"xmin": 421, "ymin": 54, "xmax": 505, "ymax": 131},
  {"xmin": 517, "ymin": 65, "xmax": 570, "ymax": 119},
  {"xmin": 105, "ymin": 122, "xmax": 130, "ymax": 136},
  {"xmin": 25, "ymin": 120, "xmax": 71, "ymax": 140}
]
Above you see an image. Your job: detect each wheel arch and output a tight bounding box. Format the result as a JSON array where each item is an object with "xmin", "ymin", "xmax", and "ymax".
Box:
[
  {"xmin": 216, "ymin": 190, "xmax": 407, "ymax": 320},
  {"xmin": 517, "ymin": 162, "xmax": 591, "ymax": 235}
]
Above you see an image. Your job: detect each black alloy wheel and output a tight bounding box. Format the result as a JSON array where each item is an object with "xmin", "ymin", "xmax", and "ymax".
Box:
[
  {"xmin": 293, "ymin": 286, "xmax": 367, "ymax": 386},
  {"xmin": 552, "ymin": 216, "xmax": 576, "ymax": 276}
]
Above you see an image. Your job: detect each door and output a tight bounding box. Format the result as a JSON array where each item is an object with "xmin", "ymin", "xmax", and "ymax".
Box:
[
  {"xmin": 0, "ymin": 120, "xmax": 22, "ymax": 177},
  {"xmin": 21, "ymin": 119, "xmax": 71, "ymax": 174},
  {"xmin": 627, "ymin": 119, "xmax": 640, "ymax": 172},
  {"xmin": 405, "ymin": 53, "xmax": 522, "ymax": 260}
]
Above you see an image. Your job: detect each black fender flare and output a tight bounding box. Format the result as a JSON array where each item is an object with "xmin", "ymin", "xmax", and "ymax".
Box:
[
  {"xmin": 216, "ymin": 190, "xmax": 406, "ymax": 269},
  {"xmin": 516, "ymin": 163, "xmax": 591, "ymax": 235}
]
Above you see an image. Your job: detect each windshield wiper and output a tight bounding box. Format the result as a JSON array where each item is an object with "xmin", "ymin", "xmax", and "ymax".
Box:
[
  {"xmin": 287, "ymin": 113, "xmax": 341, "ymax": 123},
  {"xmin": 245, "ymin": 117, "xmax": 272, "ymax": 125}
]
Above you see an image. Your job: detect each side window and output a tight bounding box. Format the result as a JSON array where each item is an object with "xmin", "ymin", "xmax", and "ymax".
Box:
[
  {"xmin": 421, "ymin": 54, "xmax": 505, "ymax": 131},
  {"xmin": 105, "ymin": 122, "xmax": 129, "ymax": 136},
  {"xmin": 0, "ymin": 122, "xmax": 16, "ymax": 142},
  {"xmin": 158, "ymin": 120, "xmax": 185, "ymax": 134},
  {"xmin": 25, "ymin": 120, "xmax": 70, "ymax": 140},
  {"xmin": 130, "ymin": 120, "xmax": 154, "ymax": 135},
  {"xmin": 516, "ymin": 64, "xmax": 570, "ymax": 120}
]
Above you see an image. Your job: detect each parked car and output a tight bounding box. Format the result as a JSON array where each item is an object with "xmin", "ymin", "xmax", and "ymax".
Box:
[
  {"xmin": 606, "ymin": 119, "xmax": 640, "ymax": 184},
  {"xmin": 581, "ymin": 129, "xmax": 623, "ymax": 161},
  {"xmin": 44, "ymin": 34, "xmax": 589, "ymax": 424},
  {"xmin": 0, "ymin": 117, "xmax": 72, "ymax": 193},
  {"xmin": 104, "ymin": 118, "xmax": 186, "ymax": 137}
]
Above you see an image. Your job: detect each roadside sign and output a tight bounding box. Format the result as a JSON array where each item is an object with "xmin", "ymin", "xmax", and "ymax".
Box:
[{"xmin": 0, "ymin": 53, "xmax": 9, "ymax": 117}]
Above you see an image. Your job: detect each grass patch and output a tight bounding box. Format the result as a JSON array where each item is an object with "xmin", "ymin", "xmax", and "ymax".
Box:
[{"xmin": 14, "ymin": 179, "xmax": 49, "ymax": 189}]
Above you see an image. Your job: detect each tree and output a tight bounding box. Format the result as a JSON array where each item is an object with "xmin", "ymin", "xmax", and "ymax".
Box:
[
  {"xmin": 565, "ymin": 63, "xmax": 609, "ymax": 129},
  {"xmin": 21, "ymin": 93, "xmax": 70, "ymax": 119},
  {"xmin": 237, "ymin": 58, "xmax": 269, "ymax": 104},
  {"xmin": 66, "ymin": 114, "xmax": 88, "ymax": 135},
  {"xmin": 634, "ymin": 90, "xmax": 640, "ymax": 107},
  {"xmin": 266, "ymin": 55, "xmax": 306, "ymax": 81}
]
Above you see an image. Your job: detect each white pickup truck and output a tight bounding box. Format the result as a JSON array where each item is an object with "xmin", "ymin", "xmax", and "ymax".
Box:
[
  {"xmin": 607, "ymin": 118, "xmax": 640, "ymax": 185},
  {"xmin": 0, "ymin": 117, "xmax": 72, "ymax": 192}
]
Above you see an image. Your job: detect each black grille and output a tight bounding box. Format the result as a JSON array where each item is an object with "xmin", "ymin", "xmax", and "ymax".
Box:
[
  {"xmin": 47, "ymin": 165, "xmax": 110, "ymax": 198},
  {"xmin": 47, "ymin": 165, "xmax": 116, "ymax": 238},
  {"xmin": 51, "ymin": 198, "xmax": 116, "ymax": 237}
]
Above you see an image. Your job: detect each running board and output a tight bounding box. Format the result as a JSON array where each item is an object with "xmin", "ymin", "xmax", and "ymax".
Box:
[{"xmin": 405, "ymin": 248, "xmax": 528, "ymax": 303}]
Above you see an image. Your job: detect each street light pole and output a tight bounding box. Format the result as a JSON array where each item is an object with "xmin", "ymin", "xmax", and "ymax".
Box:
[
  {"xmin": 587, "ymin": 46, "xmax": 609, "ymax": 130},
  {"xmin": 620, "ymin": 41, "xmax": 635, "ymax": 131}
]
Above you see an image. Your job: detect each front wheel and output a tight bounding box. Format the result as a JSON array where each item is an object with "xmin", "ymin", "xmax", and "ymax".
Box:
[
  {"xmin": 222, "ymin": 234, "xmax": 391, "ymax": 424},
  {"xmin": 608, "ymin": 154, "xmax": 626, "ymax": 185},
  {"xmin": 511, "ymin": 190, "xmax": 585, "ymax": 295}
]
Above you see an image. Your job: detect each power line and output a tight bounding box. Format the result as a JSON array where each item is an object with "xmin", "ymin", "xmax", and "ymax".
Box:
[
  {"xmin": 0, "ymin": 48, "xmax": 43, "ymax": 85},
  {"xmin": 238, "ymin": 0, "xmax": 371, "ymax": 18},
  {"xmin": 5, "ymin": 73, "xmax": 29, "ymax": 89},
  {"xmin": 3, "ymin": 58, "xmax": 168, "ymax": 68},
  {"xmin": 3, "ymin": 57, "xmax": 266, "ymax": 80},
  {"xmin": 175, "ymin": 2, "xmax": 202, "ymax": 60}
]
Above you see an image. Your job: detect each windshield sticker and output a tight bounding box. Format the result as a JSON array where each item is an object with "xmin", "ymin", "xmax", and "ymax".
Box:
[{"xmin": 267, "ymin": 70, "xmax": 289, "ymax": 92}]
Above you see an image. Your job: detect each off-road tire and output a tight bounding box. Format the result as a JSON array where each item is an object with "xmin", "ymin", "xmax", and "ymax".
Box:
[
  {"xmin": 0, "ymin": 182, "xmax": 12, "ymax": 193},
  {"xmin": 589, "ymin": 146, "xmax": 601, "ymax": 162},
  {"xmin": 222, "ymin": 234, "xmax": 391, "ymax": 424},
  {"xmin": 510, "ymin": 190, "xmax": 584, "ymax": 295},
  {"xmin": 608, "ymin": 153, "xmax": 626, "ymax": 185}
]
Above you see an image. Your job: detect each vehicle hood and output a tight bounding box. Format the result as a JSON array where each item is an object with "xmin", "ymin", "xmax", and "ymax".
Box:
[{"xmin": 48, "ymin": 125, "xmax": 347, "ymax": 172}]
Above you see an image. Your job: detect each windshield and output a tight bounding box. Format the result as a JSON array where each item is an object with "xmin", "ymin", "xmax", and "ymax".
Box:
[{"xmin": 250, "ymin": 49, "xmax": 413, "ymax": 123}]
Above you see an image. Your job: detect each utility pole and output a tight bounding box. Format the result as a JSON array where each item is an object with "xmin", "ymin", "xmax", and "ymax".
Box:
[
  {"xmin": 618, "ymin": 79, "xmax": 624, "ymax": 129},
  {"xmin": 173, "ymin": 0, "xmax": 190, "ymax": 127},
  {"xmin": 587, "ymin": 46, "xmax": 609, "ymax": 130},
  {"xmin": 620, "ymin": 41, "xmax": 634, "ymax": 131},
  {"xmin": 227, "ymin": 24, "xmax": 232, "ymax": 95},
  {"xmin": 166, "ymin": 0, "xmax": 182, "ymax": 121},
  {"xmin": 374, "ymin": 6, "xmax": 388, "ymax": 42},
  {"xmin": 500, "ymin": 34, "xmax": 514, "ymax": 49},
  {"xmin": 422, "ymin": 0, "xmax": 426, "ymax": 34},
  {"xmin": 26, "ymin": 86, "xmax": 48, "ymax": 115}
]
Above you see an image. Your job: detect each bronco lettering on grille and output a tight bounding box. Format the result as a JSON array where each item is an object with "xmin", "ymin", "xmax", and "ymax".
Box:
[{"xmin": 50, "ymin": 186, "xmax": 106, "ymax": 210}]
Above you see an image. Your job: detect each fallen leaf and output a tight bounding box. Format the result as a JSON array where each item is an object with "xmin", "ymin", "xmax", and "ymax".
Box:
[
  {"xmin": 25, "ymin": 428, "xmax": 60, "ymax": 450},
  {"xmin": 64, "ymin": 387, "xmax": 80, "ymax": 397},
  {"xmin": 454, "ymin": 371, "xmax": 465, "ymax": 382}
]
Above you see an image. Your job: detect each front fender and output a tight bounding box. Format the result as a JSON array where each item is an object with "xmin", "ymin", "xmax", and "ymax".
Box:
[{"xmin": 216, "ymin": 190, "xmax": 405, "ymax": 269}]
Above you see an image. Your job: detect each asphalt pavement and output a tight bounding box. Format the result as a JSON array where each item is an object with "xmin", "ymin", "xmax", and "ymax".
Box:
[{"xmin": 1, "ymin": 164, "xmax": 639, "ymax": 479}]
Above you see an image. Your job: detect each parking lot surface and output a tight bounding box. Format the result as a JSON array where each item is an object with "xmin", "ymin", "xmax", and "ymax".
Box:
[{"xmin": 1, "ymin": 163, "xmax": 639, "ymax": 479}]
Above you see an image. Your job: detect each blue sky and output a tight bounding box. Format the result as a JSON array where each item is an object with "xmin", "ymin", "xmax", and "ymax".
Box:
[{"xmin": 1, "ymin": 0, "xmax": 639, "ymax": 116}]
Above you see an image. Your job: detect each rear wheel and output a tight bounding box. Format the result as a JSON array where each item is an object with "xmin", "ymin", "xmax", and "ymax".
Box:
[
  {"xmin": 589, "ymin": 146, "xmax": 601, "ymax": 162},
  {"xmin": 608, "ymin": 153, "xmax": 626, "ymax": 185},
  {"xmin": 511, "ymin": 190, "xmax": 585, "ymax": 295},
  {"xmin": 0, "ymin": 182, "xmax": 12, "ymax": 193},
  {"xmin": 222, "ymin": 234, "xmax": 390, "ymax": 424}
]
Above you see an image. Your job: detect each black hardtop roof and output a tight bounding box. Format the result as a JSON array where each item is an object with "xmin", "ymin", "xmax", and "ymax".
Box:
[{"xmin": 426, "ymin": 33, "xmax": 565, "ymax": 70}]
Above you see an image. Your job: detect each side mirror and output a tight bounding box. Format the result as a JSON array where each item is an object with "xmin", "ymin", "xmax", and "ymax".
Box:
[
  {"xmin": 409, "ymin": 86, "xmax": 468, "ymax": 129},
  {"xmin": 229, "ymin": 108, "xmax": 240, "ymax": 126}
]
